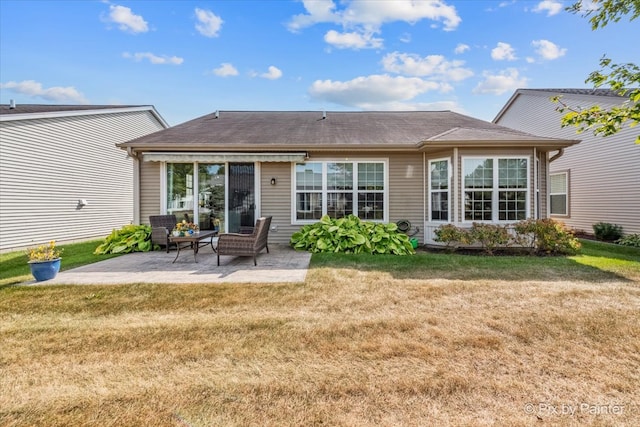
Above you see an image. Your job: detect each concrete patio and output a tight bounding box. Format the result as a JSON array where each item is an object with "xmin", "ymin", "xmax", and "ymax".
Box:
[{"xmin": 37, "ymin": 244, "xmax": 312, "ymax": 285}]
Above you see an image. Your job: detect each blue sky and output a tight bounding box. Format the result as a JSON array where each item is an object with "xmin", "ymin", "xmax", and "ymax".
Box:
[{"xmin": 0, "ymin": 0, "xmax": 636, "ymax": 126}]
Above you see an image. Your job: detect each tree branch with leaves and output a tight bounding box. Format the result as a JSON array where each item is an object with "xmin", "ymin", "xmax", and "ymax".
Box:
[{"xmin": 553, "ymin": 0, "xmax": 640, "ymax": 143}]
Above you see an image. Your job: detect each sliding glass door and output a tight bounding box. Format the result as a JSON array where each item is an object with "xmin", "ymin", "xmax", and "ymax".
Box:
[
  {"xmin": 166, "ymin": 163, "xmax": 194, "ymax": 223},
  {"xmin": 228, "ymin": 163, "xmax": 255, "ymax": 233},
  {"xmin": 198, "ymin": 164, "xmax": 225, "ymax": 231},
  {"xmin": 166, "ymin": 162, "xmax": 255, "ymax": 233}
]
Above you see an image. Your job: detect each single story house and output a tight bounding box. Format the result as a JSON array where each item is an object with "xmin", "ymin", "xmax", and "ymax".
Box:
[
  {"xmin": 117, "ymin": 110, "xmax": 579, "ymax": 245},
  {"xmin": 0, "ymin": 103, "xmax": 169, "ymax": 252},
  {"xmin": 494, "ymin": 89, "xmax": 639, "ymax": 235}
]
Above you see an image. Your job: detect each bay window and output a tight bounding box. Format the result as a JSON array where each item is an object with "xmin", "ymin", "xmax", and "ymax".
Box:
[
  {"xmin": 464, "ymin": 157, "xmax": 529, "ymax": 222},
  {"xmin": 429, "ymin": 159, "xmax": 450, "ymax": 221}
]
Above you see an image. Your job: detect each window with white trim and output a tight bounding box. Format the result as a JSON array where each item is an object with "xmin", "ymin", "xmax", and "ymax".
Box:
[
  {"xmin": 463, "ymin": 157, "xmax": 529, "ymax": 222},
  {"xmin": 550, "ymin": 172, "xmax": 568, "ymax": 216},
  {"xmin": 294, "ymin": 161, "xmax": 386, "ymax": 222},
  {"xmin": 429, "ymin": 159, "xmax": 450, "ymax": 221}
]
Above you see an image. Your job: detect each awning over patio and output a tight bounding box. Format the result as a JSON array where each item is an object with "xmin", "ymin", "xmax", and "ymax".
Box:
[{"xmin": 142, "ymin": 152, "xmax": 308, "ymax": 163}]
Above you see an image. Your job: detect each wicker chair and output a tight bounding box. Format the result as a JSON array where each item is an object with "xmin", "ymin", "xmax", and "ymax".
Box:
[
  {"xmin": 149, "ymin": 214, "xmax": 177, "ymax": 253},
  {"xmin": 217, "ymin": 216, "xmax": 272, "ymax": 266}
]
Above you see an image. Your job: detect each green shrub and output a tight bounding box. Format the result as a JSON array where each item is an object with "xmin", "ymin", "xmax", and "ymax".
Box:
[
  {"xmin": 290, "ymin": 215, "xmax": 415, "ymax": 255},
  {"xmin": 469, "ymin": 222, "xmax": 510, "ymax": 255},
  {"xmin": 593, "ymin": 222, "xmax": 624, "ymax": 241},
  {"xmin": 432, "ymin": 219, "xmax": 581, "ymax": 256},
  {"xmin": 433, "ymin": 224, "xmax": 471, "ymax": 252},
  {"xmin": 616, "ymin": 233, "xmax": 640, "ymax": 247},
  {"xmin": 514, "ymin": 218, "xmax": 581, "ymax": 255},
  {"xmin": 94, "ymin": 224, "xmax": 154, "ymax": 255}
]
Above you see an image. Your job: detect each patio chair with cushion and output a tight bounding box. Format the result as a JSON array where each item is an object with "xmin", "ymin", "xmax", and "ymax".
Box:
[
  {"xmin": 217, "ymin": 216, "xmax": 272, "ymax": 266},
  {"xmin": 149, "ymin": 214, "xmax": 177, "ymax": 253}
]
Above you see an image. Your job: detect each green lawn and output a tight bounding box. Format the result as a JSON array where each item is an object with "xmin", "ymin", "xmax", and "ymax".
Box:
[
  {"xmin": 312, "ymin": 239, "xmax": 640, "ymax": 282},
  {"xmin": 0, "ymin": 240, "xmax": 122, "ymax": 286},
  {"xmin": 2, "ymin": 238, "xmax": 637, "ymax": 287}
]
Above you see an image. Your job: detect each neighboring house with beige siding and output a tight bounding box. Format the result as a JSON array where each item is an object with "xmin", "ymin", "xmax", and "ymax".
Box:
[
  {"xmin": 117, "ymin": 111, "xmax": 578, "ymax": 245},
  {"xmin": 0, "ymin": 103, "xmax": 168, "ymax": 252},
  {"xmin": 494, "ymin": 89, "xmax": 639, "ymax": 235}
]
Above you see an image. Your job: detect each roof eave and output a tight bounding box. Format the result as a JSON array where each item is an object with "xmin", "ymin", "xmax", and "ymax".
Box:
[
  {"xmin": 419, "ymin": 139, "xmax": 580, "ymax": 151},
  {"xmin": 117, "ymin": 142, "xmax": 422, "ymax": 152},
  {"xmin": 0, "ymin": 105, "xmax": 170, "ymax": 128}
]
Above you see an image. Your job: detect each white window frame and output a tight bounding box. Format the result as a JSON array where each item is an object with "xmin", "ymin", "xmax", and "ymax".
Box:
[
  {"xmin": 292, "ymin": 160, "xmax": 388, "ymax": 224},
  {"xmin": 462, "ymin": 156, "xmax": 530, "ymax": 223},
  {"xmin": 428, "ymin": 158, "xmax": 451, "ymax": 222},
  {"xmin": 549, "ymin": 171, "xmax": 569, "ymax": 217}
]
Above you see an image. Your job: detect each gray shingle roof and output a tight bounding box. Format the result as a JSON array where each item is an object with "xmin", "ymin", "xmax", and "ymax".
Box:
[{"xmin": 120, "ymin": 110, "xmax": 566, "ymax": 151}]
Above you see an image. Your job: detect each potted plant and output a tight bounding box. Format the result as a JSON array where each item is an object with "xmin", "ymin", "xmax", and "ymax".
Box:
[{"xmin": 27, "ymin": 240, "xmax": 63, "ymax": 281}]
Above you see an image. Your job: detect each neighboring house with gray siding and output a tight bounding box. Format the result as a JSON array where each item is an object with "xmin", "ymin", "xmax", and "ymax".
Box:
[
  {"xmin": 494, "ymin": 89, "xmax": 639, "ymax": 235},
  {"xmin": 117, "ymin": 110, "xmax": 578, "ymax": 246},
  {"xmin": 0, "ymin": 103, "xmax": 168, "ymax": 252}
]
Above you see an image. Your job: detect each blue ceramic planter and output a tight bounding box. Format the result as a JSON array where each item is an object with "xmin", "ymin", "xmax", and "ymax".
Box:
[{"xmin": 29, "ymin": 258, "xmax": 61, "ymax": 281}]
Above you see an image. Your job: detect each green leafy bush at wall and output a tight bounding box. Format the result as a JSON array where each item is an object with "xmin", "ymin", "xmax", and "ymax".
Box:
[
  {"xmin": 434, "ymin": 219, "xmax": 581, "ymax": 255},
  {"xmin": 592, "ymin": 222, "xmax": 624, "ymax": 241},
  {"xmin": 94, "ymin": 225, "xmax": 154, "ymax": 255},
  {"xmin": 616, "ymin": 233, "xmax": 640, "ymax": 247},
  {"xmin": 514, "ymin": 218, "xmax": 581, "ymax": 255},
  {"xmin": 434, "ymin": 224, "xmax": 472, "ymax": 252},
  {"xmin": 290, "ymin": 214, "xmax": 415, "ymax": 255}
]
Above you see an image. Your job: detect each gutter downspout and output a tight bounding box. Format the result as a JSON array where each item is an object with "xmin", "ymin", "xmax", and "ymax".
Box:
[
  {"xmin": 549, "ymin": 148, "xmax": 564, "ymax": 163},
  {"xmin": 127, "ymin": 148, "xmax": 141, "ymax": 225},
  {"xmin": 546, "ymin": 148, "xmax": 565, "ymax": 219}
]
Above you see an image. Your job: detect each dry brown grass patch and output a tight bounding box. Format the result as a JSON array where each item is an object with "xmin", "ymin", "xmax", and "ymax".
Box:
[{"xmin": 1, "ymin": 265, "xmax": 639, "ymax": 426}]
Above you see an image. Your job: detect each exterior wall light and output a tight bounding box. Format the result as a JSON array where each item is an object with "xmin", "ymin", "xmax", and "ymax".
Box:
[{"xmin": 270, "ymin": 178, "xmax": 276, "ymax": 186}]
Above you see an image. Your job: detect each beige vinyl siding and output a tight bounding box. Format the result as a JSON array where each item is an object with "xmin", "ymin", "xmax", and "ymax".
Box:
[
  {"xmin": 537, "ymin": 151, "xmax": 548, "ymax": 218},
  {"xmin": 496, "ymin": 91, "xmax": 640, "ymax": 234},
  {"xmin": 388, "ymin": 153, "xmax": 424, "ymax": 242},
  {"xmin": 260, "ymin": 162, "xmax": 295, "ymax": 244},
  {"xmin": 0, "ymin": 110, "xmax": 165, "ymax": 251},
  {"xmin": 140, "ymin": 160, "xmax": 162, "ymax": 226},
  {"xmin": 259, "ymin": 152, "xmax": 425, "ymax": 244}
]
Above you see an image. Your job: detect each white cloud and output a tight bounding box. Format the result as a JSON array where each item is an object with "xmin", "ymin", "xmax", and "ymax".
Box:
[
  {"xmin": 213, "ymin": 63, "xmax": 239, "ymax": 77},
  {"xmin": 473, "ymin": 68, "xmax": 528, "ymax": 95},
  {"xmin": 491, "ymin": 42, "xmax": 517, "ymax": 61},
  {"xmin": 324, "ymin": 30, "xmax": 383, "ymax": 49},
  {"xmin": 454, "ymin": 43, "xmax": 470, "ymax": 54},
  {"xmin": 340, "ymin": 99, "xmax": 465, "ymax": 112},
  {"xmin": 532, "ymin": 39, "xmax": 567, "ymax": 60},
  {"xmin": 288, "ymin": 0, "xmax": 461, "ymax": 32},
  {"xmin": 382, "ymin": 52, "xmax": 473, "ymax": 81},
  {"xmin": 123, "ymin": 52, "xmax": 183, "ymax": 65},
  {"xmin": 0, "ymin": 80, "xmax": 88, "ymax": 103},
  {"xmin": 260, "ymin": 66, "xmax": 283, "ymax": 80},
  {"xmin": 532, "ymin": 1, "xmax": 563, "ymax": 16},
  {"xmin": 107, "ymin": 5, "xmax": 148, "ymax": 33},
  {"xmin": 195, "ymin": 8, "xmax": 223, "ymax": 37},
  {"xmin": 308, "ymin": 74, "xmax": 447, "ymax": 108}
]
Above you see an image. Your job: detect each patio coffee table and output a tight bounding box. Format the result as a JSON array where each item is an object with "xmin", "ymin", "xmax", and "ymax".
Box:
[{"xmin": 169, "ymin": 230, "xmax": 217, "ymax": 263}]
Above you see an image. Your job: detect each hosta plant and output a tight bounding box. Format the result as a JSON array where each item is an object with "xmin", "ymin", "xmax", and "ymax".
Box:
[
  {"xmin": 616, "ymin": 233, "xmax": 640, "ymax": 247},
  {"xmin": 290, "ymin": 215, "xmax": 415, "ymax": 255},
  {"xmin": 94, "ymin": 224, "xmax": 154, "ymax": 255}
]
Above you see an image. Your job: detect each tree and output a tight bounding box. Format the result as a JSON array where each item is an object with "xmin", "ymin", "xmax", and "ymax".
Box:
[{"xmin": 552, "ymin": 0, "xmax": 640, "ymax": 143}]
